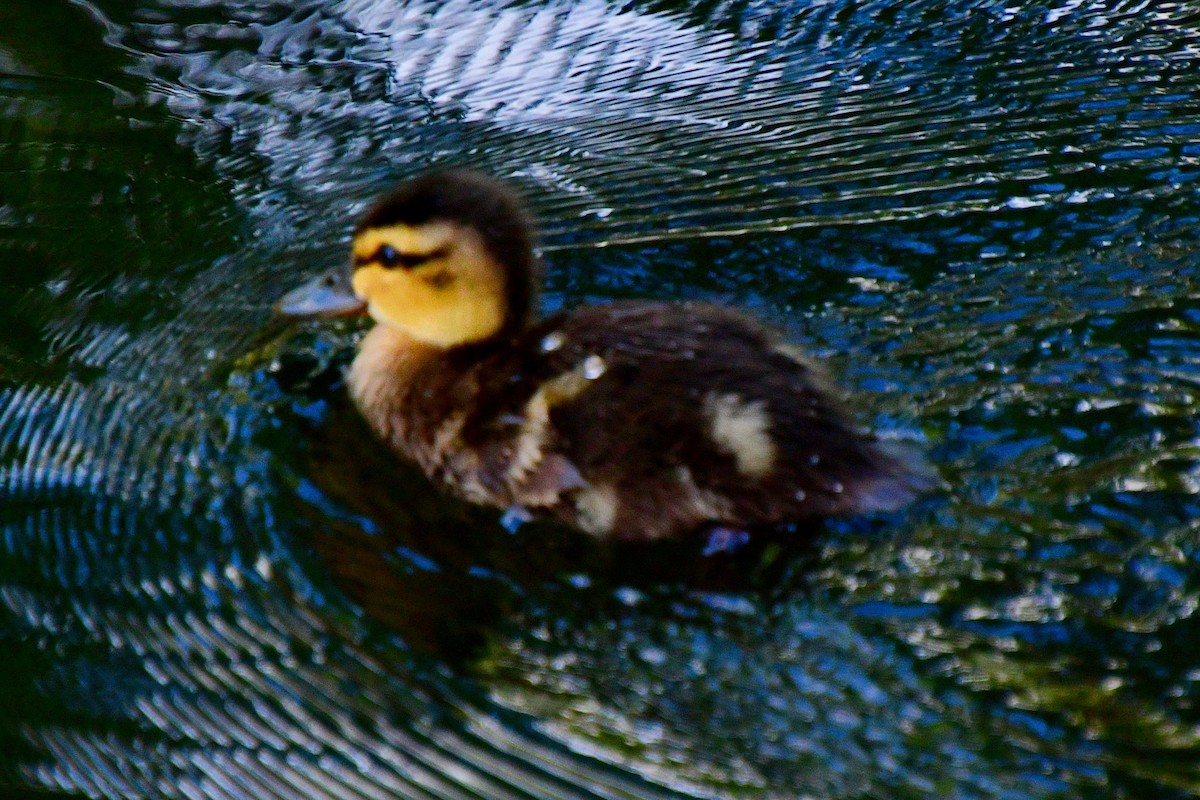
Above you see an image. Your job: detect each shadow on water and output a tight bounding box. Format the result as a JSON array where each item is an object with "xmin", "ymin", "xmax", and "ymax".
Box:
[{"xmin": 3, "ymin": 0, "xmax": 1200, "ymax": 798}]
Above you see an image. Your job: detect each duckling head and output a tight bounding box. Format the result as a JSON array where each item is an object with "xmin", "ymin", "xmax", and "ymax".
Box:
[
  {"xmin": 347, "ymin": 169, "xmax": 537, "ymax": 347},
  {"xmin": 277, "ymin": 169, "xmax": 537, "ymax": 345}
]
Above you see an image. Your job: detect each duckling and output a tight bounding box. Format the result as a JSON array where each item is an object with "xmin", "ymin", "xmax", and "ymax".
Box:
[{"xmin": 278, "ymin": 169, "xmax": 937, "ymax": 541}]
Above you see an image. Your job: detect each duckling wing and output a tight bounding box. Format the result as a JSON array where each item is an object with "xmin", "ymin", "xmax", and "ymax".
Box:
[{"xmin": 504, "ymin": 301, "xmax": 934, "ymax": 538}]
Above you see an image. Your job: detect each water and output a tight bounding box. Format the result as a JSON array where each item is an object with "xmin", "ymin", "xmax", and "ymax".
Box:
[{"xmin": 2, "ymin": 1, "xmax": 1200, "ymax": 797}]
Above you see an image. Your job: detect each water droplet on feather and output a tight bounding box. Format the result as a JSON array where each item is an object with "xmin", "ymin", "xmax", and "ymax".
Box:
[{"xmin": 582, "ymin": 355, "xmax": 606, "ymax": 379}]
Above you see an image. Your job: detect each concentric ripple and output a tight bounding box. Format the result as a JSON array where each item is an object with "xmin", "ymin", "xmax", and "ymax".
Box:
[{"xmin": 2, "ymin": 1, "xmax": 1200, "ymax": 798}]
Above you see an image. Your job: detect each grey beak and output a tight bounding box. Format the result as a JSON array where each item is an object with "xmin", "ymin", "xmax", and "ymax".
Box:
[{"xmin": 275, "ymin": 269, "xmax": 366, "ymax": 318}]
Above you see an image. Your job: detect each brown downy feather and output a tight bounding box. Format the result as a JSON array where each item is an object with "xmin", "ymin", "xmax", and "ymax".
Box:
[{"xmin": 351, "ymin": 299, "xmax": 937, "ymax": 540}]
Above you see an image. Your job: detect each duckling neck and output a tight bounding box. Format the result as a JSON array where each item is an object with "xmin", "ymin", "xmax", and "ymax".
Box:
[
  {"xmin": 347, "ymin": 323, "xmax": 514, "ymax": 459},
  {"xmin": 347, "ymin": 324, "xmax": 446, "ymax": 446}
]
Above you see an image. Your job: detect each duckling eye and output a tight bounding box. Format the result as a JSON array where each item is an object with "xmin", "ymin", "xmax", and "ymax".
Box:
[
  {"xmin": 372, "ymin": 244, "xmax": 448, "ymax": 270},
  {"xmin": 377, "ymin": 244, "xmax": 404, "ymax": 268}
]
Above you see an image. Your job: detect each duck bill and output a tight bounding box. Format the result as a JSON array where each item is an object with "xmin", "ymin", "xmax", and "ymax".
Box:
[{"xmin": 275, "ymin": 269, "xmax": 366, "ymax": 318}]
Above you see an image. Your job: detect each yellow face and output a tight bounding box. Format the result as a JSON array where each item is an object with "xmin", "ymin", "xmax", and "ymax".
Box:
[{"xmin": 351, "ymin": 221, "xmax": 507, "ymax": 347}]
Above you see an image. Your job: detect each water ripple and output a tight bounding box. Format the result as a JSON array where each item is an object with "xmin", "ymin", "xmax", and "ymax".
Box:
[{"xmin": 3, "ymin": 0, "xmax": 1200, "ymax": 798}]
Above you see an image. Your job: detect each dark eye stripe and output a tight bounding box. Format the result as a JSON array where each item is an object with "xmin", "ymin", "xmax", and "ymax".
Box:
[{"xmin": 367, "ymin": 244, "xmax": 449, "ymax": 270}]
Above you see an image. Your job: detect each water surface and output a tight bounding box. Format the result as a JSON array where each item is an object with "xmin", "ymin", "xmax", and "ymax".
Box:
[{"xmin": 2, "ymin": 1, "xmax": 1200, "ymax": 798}]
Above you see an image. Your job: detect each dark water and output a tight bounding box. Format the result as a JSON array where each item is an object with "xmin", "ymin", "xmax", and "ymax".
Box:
[{"xmin": 3, "ymin": 1, "xmax": 1200, "ymax": 797}]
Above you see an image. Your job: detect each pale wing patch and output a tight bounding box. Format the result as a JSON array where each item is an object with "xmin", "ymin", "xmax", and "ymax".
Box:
[
  {"xmin": 704, "ymin": 392, "xmax": 776, "ymax": 477},
  {"xmin": 674, "ymin": 465, "xmax": 733, "ymax": 520},
  {"xmin": 507, "ymin": 366, "xmax": 592, "ymax": 487},
  {"xmin": 574, "ymin": 483, "xmax": 619, "ymax": 535}
]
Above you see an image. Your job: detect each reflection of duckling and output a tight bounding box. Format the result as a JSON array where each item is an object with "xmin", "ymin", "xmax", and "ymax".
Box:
[{"xmin": 279, "ymin": 169, "xmax": 937, "ymax": 541}]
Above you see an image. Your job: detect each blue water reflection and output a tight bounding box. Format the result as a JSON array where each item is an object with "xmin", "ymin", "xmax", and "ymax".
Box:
[{"xmin": 2, "ymin": 0, "xmax": 1200, "ymax": 798}]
